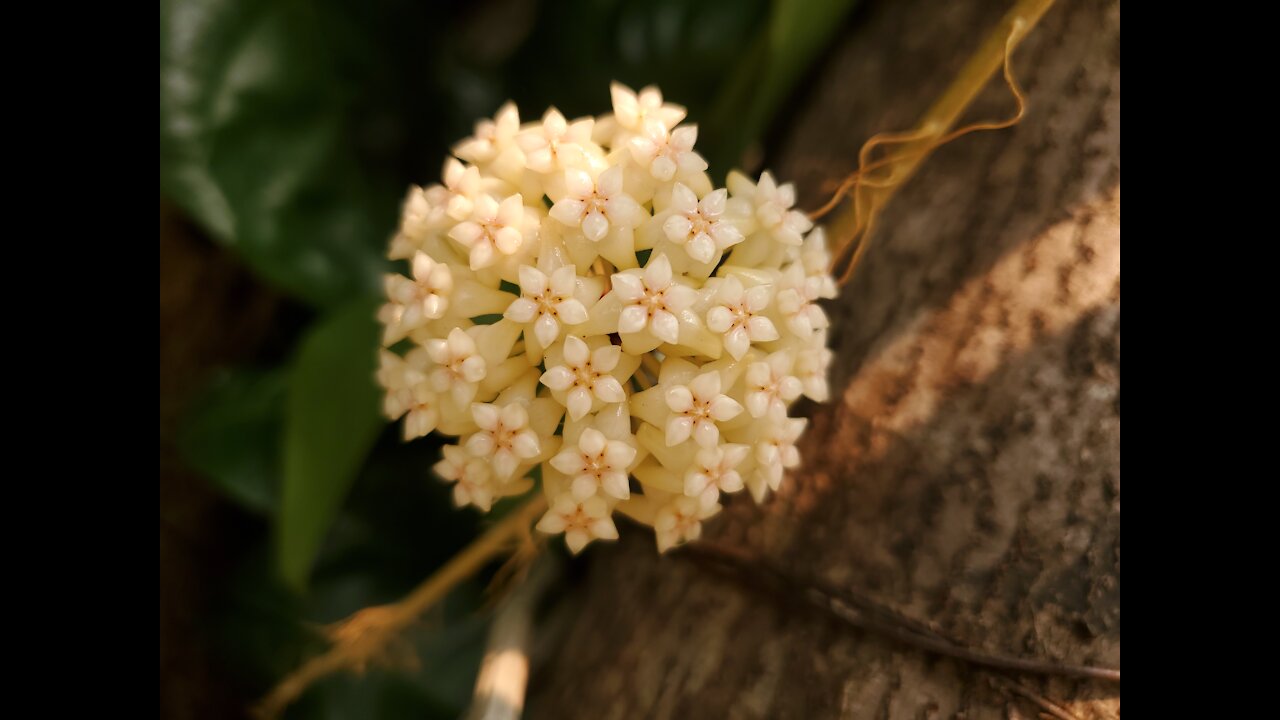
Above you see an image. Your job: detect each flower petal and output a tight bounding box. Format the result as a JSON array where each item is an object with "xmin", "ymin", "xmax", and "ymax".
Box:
[
  {"xmin": 618, "ymin": 305, "xmax": 649, "ymax": 334},
  {"xmin": 504, "ymin": 297, "xmax": 539, "ymax": 323},
  {"xmin": 567, "ymin": 386, "xmax": 594, "ymax": 420},
  {"xmin": 556, "ymin": 299, "xmax": 589, "ymax": 325},
  {"xmin": 540, "ymin": 365, "xmax": 576, "ymax": 391},
  {"xmin": 610, "ymin": 272, "xmax": 646, "ymax": 302},
  {"xmin": 534, "ymin": 313, "xmax": 561, "ymax": 347},
  {"xmin": 650, "ymin": 310, "xmax": 679, "ymax": 345},
  {"xmin": 582, "ymin": 210, "xmax": 610, "ymax": 242},
  {"xmin": 643, "ymin": 253, "xmax": 673, "ymax": 289},
  {"xmin": 665, "ymin": 385, "xmax": 694, "ymax": 413},
  {"xmin": 665, "ymin": 415, "xmax": 693, "ymax": 446},
  {"xmin": 593, "ymin": 376, "xmax": 626, "ymax": 403},
  {"xmin": 590, "ymin": 345, "xmax": 622, "ymax": 372},
  {"xmin": 549, "ymin": 198, "xmax": 586, "ymax": 226},
  {"xmin": 579, "ymin": 428, "xmax": 607, "ymax": 457}
]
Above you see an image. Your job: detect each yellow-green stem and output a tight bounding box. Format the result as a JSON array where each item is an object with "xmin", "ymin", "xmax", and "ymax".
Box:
[{"xmin": 827, "ymin": 0, "xmax": 1056, "ymax": 282}]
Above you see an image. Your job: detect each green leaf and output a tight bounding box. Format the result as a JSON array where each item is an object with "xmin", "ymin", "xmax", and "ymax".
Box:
[
  {"xmin": 177, "ymin": 368, "xmax": 287, "ymax": 514},
  {"xmin": 702, "ymin": 0, "xmax": 860, "ymax": 174},
  {"xmin": 160, "ymin": 0, "xmax": 403, "ymax": 307},
  {"xmin": 279, "ymin": 298, "xmax": 385, "ymax": 590}
]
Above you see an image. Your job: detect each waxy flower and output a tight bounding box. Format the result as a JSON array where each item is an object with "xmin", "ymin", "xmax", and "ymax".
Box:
[
  {"xmin": 549, "ymin": 165, "xmax": 645, "ymax": 242},
  {"xmin": 795, "ymin": 347, "xmax": 834, "ymax": 402},
  {"xmin": 453, "ymin": 102, "xmax": 520, "ymax": 164},
  {"xmin": 629, "ymin": 122, "xmax": 707, "ymax": 182},
  {"xmin": 705, "ymin": 275, "xmax": 778, "ymax": 360},
  {"xmin": 753, "ymin": 417, "xmax": 807, "ymax": 496},
  {"xmin": 612, "ymin": 254, "xmax": 697, "ymax": 345},
  {"xmin": 685, "ymin": 443, "xmax": 750, "ymax": 510},
  {"xmin": 435, "ymin": 444, "xmax": 498, "ymax": 512},
  {"xmin": 448, "ymin": 193, "xmax": 529, "ymax": 270},
  {"xmin": 663, "ymin": 370, "xmax": 743, "ymax": 448},
  {"xmin": 376, "ymin": 348, "xmax": 438, "ymax": 440},
  {"xmin": 727, "ymin": 170, "xmax": 813, "ymax": 246},
  {"xmin": 426, "ymin": 159, "xmax": 485, "ymax": 226},
  {"xmin": 465, "ymin": 401, "xmax": 541, "ymax": 480},
  {"xmin": 375, "ymin": 84, "xmax": 839, "ymax": 556},
  {"xmin": 744, "ymin": 351, "xmax": 804, "ymax": 419},
  {"xmin": 775, "ymin": 263, "xmax": 832, "ymax": 339},
  {"xmin": 610, "ymin": 82, "xmax": 686, "ymax": 133},
  {"xmin": 654, "ymin": 495, "xmax": 719, "ymax": 552},
  {"xmin": 550, "ymin": 427, "xmax": 637, "ymax": 501},
  {"xmin": 504, "ymin": 265, "xmax": 589, "ymax": 348},
  {"xmin": 535, "ymin": 495, "xmax": 619, "ymax": 554},
  {"xmin": 425, "ymin": 327, "xmax": 486, "ymax": 406},
  {"xmin": 540, "ymin": 335, "xmax": 629, "ymax": 421},
  {"xmin": 516, "ymin": 108, "xmax": 595, "ymax": 174},
  {"xmin": 663, "ymin": 184, "xmax": 744, "ymax": 264},
  {"xmin": 379, "ymin": 252, "xmax": 453, "ymax": 345}
]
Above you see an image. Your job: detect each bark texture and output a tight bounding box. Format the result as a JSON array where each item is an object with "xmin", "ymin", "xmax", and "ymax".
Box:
[{"xmin": 527, "ymin": 0, "xmax": 1120, "ymax": 717}]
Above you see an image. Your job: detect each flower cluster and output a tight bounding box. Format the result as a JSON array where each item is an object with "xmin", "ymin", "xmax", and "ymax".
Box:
[{"xmin": 377, "ymin": 83, "xmax": 837, "ymax": 554}]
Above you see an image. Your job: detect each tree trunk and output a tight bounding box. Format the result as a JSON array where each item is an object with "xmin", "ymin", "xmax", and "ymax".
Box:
[{"xmin": 527, "ymin": 0, "xmax": 1120, "ymax": 717}]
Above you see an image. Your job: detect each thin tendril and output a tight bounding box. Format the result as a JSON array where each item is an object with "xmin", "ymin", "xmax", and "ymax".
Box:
[{"xmin": 814, "ymin": 7, "xmax": 1043, "ymax": 287}]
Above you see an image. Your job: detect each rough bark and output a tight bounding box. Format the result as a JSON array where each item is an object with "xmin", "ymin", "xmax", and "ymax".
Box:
[{"xmin": 527, "ymin": 0, "xmax": 1120, "ymax": 718}]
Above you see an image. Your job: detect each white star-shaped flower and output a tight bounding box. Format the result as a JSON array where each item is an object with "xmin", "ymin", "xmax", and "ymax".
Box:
[
  {"xmin": 612, "ymin": 254, "xmax": 698, "ymax": 345},
  {"xmin": 628, "ymin": 121, "xmax": 707, "ymax": 182},
  {"xmin": 376, "ymin": 348, "xmax": 440, "ymax": 440},
  {"xmin": 664, "ymin": 370, "xmax": 744, "ymax": 448},
  {"xmin": 610, "ymin": 82, "xmax": 686, "ymax": 132},
  {"xmin": 503, "ymin": 265, "xmax": 589, "ymax": 348},
  {"xmin": 427, "ymin": 158, "xmax": 485, "ymax": 224},
  {"xmin": 425, "ymin": 327, "xmax": 486, "ymax": 406},
  {"xmin": 705, "ymin": 275, "xmax": 779, "ymax": 360},
  {"xmin": 754, "ymin": 417, "xmax": 807, "ymax": 494},
  {"xmin": 662, "ymin": 183, "xmax": 744, "ymax": 264},
  {"xmin": 549, "ymin": 427, "xmax": 637, "ymax": 501},
  {"xmin": 775, "ymin": 263, "xmax": 831, "ymax": 339},
  {"xmin": 515, "ymin": 108, "xmax": 595, "ymax": 174},
  {"xmin": 548, "ymin": 165, "xmax": 645, "ymax": 242},
  {"xmin": 448, "ymin": 193, "xmax": 529, "ymax": 270},
  {"xmin": 453, "ymin": 102, "xmax": 520, "ymax": 164},
  {"xmin": 685, "ymin": 443, "xmax": 750, "ymax": 510},
  {"xmin": 744, "ymin": 351, "xmax": 803, "ymax": 419},
  {"xmin": 464, "ymin": 401, "xmax": 541, "ymax": 481},
  {"xmin": 390, "ymin": 188, "xmax": 437, "ymax": 260},
  {"xmin": 540, "ymin": 335, "xmax": 628, "ymax": 421},
  {"xmin": 800, "ymin": 227, "xmax": 839, "ymax": 299},
  {"xmin": 794, "ymin": 346, "xmax": 834, "ymax": 402},
  {"xmin": 535, "ymin": 494, "xmax": 619, "ymax": 554},
  {"xmin": 727, "ymin": 170, "xmax": 813, "ymax": 246},
  {"xmin": 391, "ymin": 161, "xmax": 486, "ymax": 260},
  {"xmin": 654, "ymin": 495, "xmax": 719, "ymax": 552},
  {"xmin": 434, "ymin": 444, "xmax": 498, "ymax": 512},
  {"xmin": 379, "ymin": 252, "xmax": 454, "ymax": 345}
]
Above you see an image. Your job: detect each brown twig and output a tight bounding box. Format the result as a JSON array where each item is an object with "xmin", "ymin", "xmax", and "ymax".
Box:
[
  {"xmin": 254, "ymin": 495, "xmax": 549, "ymax": 719},
  {"xmin": 680, "ymin": 542, "xmax": 1120, "ymax": 684},
  {"xmin": 990, "ymin": 676, "xmax": 1084, "ymax": 720}
]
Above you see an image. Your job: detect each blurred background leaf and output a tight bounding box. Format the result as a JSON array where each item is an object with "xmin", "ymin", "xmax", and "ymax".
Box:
[
  {"xmin": 705, "ymin": 0, "xmax": 861, "ymax": 174},
  {"xmin": 279, "ymin": 297, "xmax": 384, "ymax": 591},
  {"xmin": 177, "ymin": 367, "xmax": 286, "ymax": 514},
  {"xmin": 159, "ymin": 0, "xmax": 457, "ymax": 307}
]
